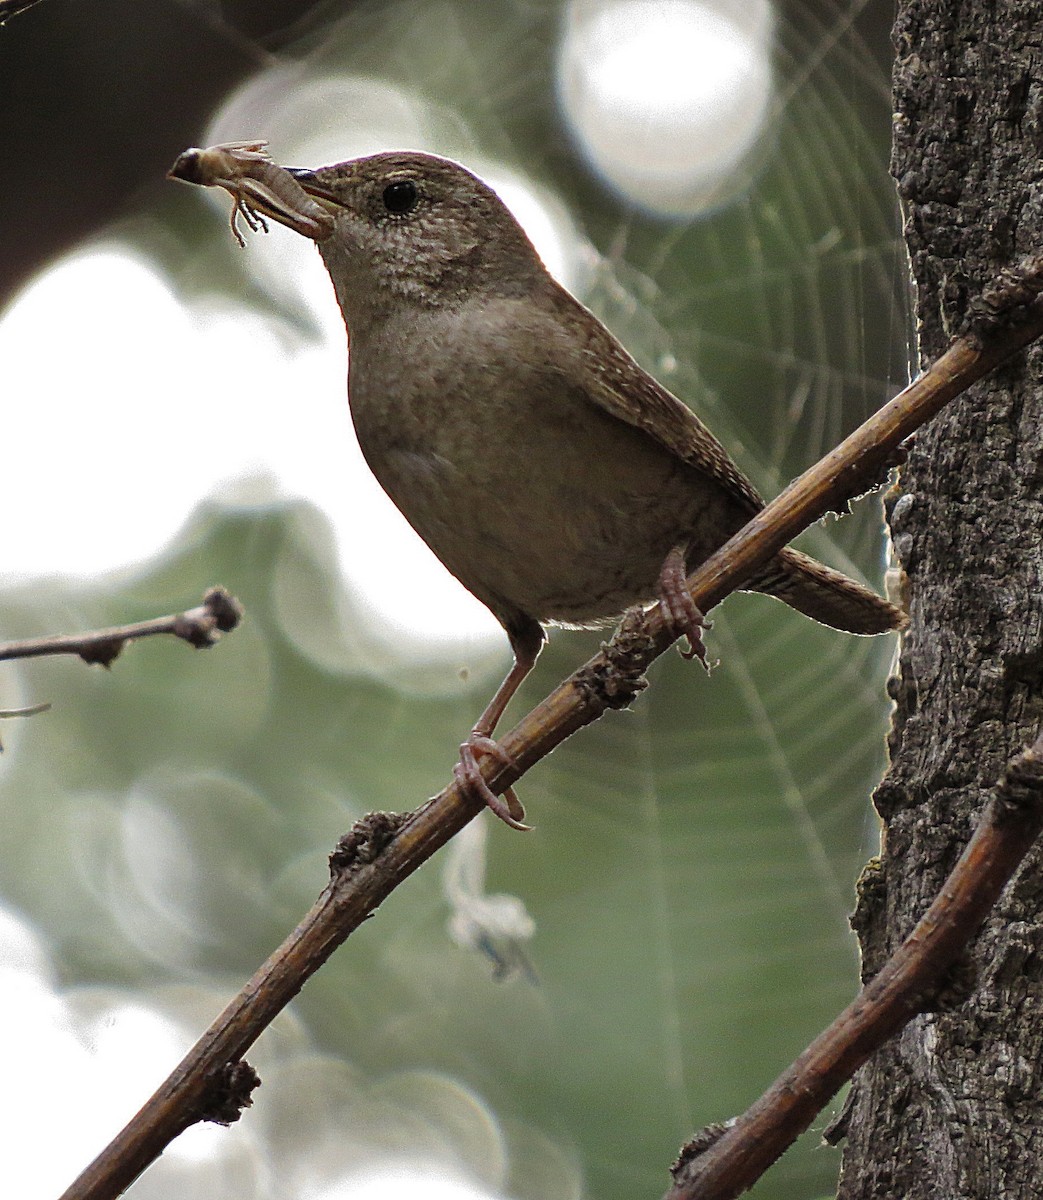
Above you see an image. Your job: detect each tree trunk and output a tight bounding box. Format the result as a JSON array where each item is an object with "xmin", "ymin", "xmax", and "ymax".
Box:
[{"xmin": 837, "ymin": 2, "xmax": 1043, "ymax": 1197}]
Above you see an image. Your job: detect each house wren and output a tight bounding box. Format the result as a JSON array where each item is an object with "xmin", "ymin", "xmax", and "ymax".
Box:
[{"xmin": 171, "ymin": 147, "xmax": 903, "ymax": 828}]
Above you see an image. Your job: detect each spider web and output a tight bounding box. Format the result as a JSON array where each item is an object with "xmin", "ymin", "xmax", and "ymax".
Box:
[{"xmin": 0, "ymin": 3, "xmax": 912, "ymax": 1199}]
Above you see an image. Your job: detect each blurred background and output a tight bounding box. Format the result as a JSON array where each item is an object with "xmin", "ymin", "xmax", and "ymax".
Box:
[{"xmin": 0, "ymin": 2, "xmax": 910, "ymax": 1198}]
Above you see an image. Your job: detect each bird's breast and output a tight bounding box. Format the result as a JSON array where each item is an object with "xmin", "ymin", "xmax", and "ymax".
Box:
[{"xmin": 343, "ymin": 299, "xmax": 735, "ymax": 625}]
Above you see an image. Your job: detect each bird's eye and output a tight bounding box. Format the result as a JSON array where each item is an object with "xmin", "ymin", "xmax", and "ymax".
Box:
[{"xmin": 382, "ymin": 179, "xmax": 419, "ymax": 215}]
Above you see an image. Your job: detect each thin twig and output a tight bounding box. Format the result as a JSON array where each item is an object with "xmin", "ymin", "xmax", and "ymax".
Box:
[
  {"xmin": 0, "ymin": 0, "xmax": 47, "ymax": 23},
  {"xmin": 0, "ymin": 702, "xmax": 50, "ymax": 717},
  {"xmin": 60, "ymin": 260, "xmax": 1043, "ymax": 1200},
  {"xmin": 665, "ymin": 728, "xmax": 1043, "ymax": 1200},
  {"xmin": 0, "ymin": 587, "xmax": 244, "ymax": 668},
  {"xmin": 0, "ymin": 701, "xmax": 51, "ymax": 751}
]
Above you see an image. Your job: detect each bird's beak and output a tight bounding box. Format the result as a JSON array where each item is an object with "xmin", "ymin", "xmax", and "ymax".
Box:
[
  {"xmin": 246, "ymin": 166, "xmax": 342, "ymax": 241},
  {"xmin": 283, "ymin": 167, "xmax": 340, "ymax": 208}
]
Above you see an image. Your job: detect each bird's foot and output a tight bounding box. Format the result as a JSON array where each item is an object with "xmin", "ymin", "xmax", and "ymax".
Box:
[
  {"xmin": 658, "ymin": 546, "xmax": 710, "ymax": 669},
  {"xmin": 454, "ymin": 734, "xmax": 532, "ymax": 831}
]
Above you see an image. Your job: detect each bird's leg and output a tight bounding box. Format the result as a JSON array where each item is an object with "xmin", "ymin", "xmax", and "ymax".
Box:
[
  {"xmin": 657, "ymin": 545, "xmax": 710, "ymax": 668},
  {"xmin": 454, "ymin": 620, "xmax": 544, "ymax": 831}
]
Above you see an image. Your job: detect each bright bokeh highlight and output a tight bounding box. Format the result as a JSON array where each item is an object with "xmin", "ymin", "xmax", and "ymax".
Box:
[{"xmin": 557, "ymin": 0, "xmax": 774, "ymax": 214}]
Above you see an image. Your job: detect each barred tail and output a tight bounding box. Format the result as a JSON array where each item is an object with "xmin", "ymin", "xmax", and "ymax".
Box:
[{"xmin": 749, "ymin": 546, "xmax": 905, "ymax": 635}]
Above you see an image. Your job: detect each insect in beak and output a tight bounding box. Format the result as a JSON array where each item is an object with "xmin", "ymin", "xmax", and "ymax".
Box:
[{"xmin": 167, "ymin": 141, "xmax": 339, "ymax": 246}]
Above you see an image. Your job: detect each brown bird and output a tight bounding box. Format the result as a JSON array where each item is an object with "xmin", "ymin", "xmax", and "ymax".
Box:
[{"xmin": 171, "ymin": 147, "xmax": 903, "ymax": 829}]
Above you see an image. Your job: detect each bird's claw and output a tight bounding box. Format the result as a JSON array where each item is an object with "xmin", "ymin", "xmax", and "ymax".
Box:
[
  {"xmin": 454, "ymin": 734, "xmax": 532, "ymax": 831},
  {"xmin": 658, "ymin": 547, "xmax": 711, "ymax": 669}
]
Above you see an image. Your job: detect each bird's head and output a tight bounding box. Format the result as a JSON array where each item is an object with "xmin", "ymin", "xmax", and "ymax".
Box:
[{"xmin": 289, "ymin": 151, "xmax": 548, "ymax": 323}]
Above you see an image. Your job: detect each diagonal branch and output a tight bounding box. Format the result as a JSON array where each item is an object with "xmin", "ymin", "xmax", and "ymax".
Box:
[
  {"xmin": 493, "ymin": 263, "xmax": 1043, "ymax": 785},
  {"xmin": 59, "ymin": 259, "xmax": 1043, "ymax": 1200},
  {"xmin": 664, "ymin": 726, "xmax": 1043, "ymax": 1200},
  {"xmin": 0, "ymin": 587, "xmax": 244, "ymax": 667},
  {"xmin": 0, "ymin": 0, "xmax": 47, "ymax": 22}
]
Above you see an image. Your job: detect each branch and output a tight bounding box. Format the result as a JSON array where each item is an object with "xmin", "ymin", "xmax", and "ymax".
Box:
[
  {"xmin": 0, "ymin": 587, "xmax": 244, "ymax": 667},
  {"xmin": 665, "ymin": 727, "xmax": 1043, "ymax": 1200},
  {"xmin": 0, "ymin": 701, "xmax": 51, "ymax": 751},
  {"xmin": 60, "ymin": 257, "xmax": 1043, "ymax": 1200},
  {"xmin": 0, "ymin": 0, "xmax": 47, "ymax": 23}
]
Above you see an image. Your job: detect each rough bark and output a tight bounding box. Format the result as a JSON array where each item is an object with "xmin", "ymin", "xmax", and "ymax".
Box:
[{"xmin": 837, "ymin": 3, "xmax": 1043, "ymax": 1198}]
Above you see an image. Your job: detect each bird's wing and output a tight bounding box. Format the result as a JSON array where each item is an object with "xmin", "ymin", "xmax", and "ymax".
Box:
[{"xmin": 552, "ymin": 285, "xmax": 766, "ymax": 517}]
